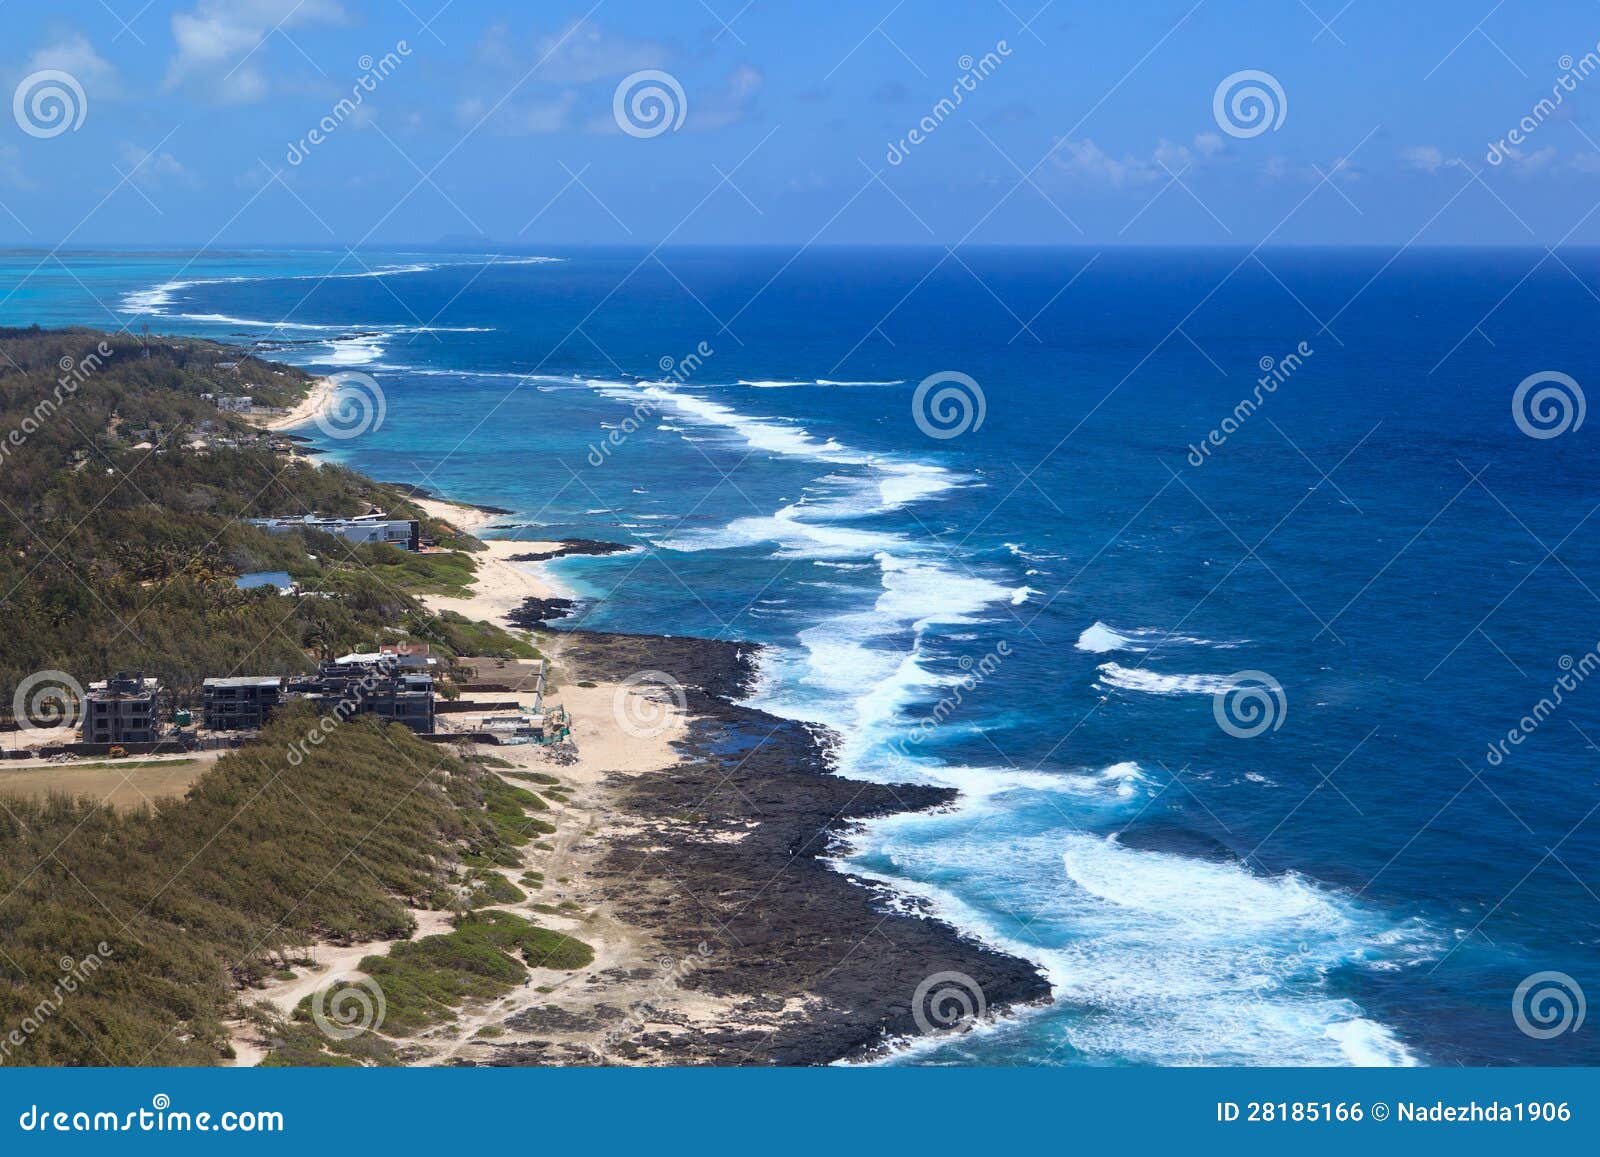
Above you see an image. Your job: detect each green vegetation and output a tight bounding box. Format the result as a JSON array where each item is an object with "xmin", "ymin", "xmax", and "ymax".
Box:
[
  {"xmin": 0, "ymin": 708, "xmax": 543, "ymax": 1065},
  {"xmin": 21, "ymin": 756, "xmax": 200, "ymax": 772},
  {"xmin": 249, "ymin": 1004, "xmax": 391, "ymax": 1067},
  {"xmin": 0, "ymin": 328, "xmax": 528, "ymax": 705},
  {"xmin": 509, "ymin": 770, "xmax": 562, "ymax": 786},
  {"xmin": 314, "ymin": 910, "xmax": 592, "ymax": 1037},
  {"xmin": 480, "ymin": 777, "xmax": 553, "ymax": 845},
  {"xmin": 466, "ymin": 869, "xmax": 526, "ymax": 908},
  {"xmin": 0, "ymin": 330, "xmax": 596, "ymax": 1069}
]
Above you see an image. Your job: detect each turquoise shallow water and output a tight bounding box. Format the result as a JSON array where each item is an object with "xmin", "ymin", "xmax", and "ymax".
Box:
[{"xmin": 5, "ymin": 245, "xmax": 1598, "ymax": 1066}]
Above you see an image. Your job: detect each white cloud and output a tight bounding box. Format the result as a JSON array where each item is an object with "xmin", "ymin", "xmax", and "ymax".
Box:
[
  {"xmin": 0, "ymin": 143, "xmax": 31, "ymax": 189},
  {"xmin": 462, "ymin": 90, "xmax": 578, "ymax": 135},
  {"xmin": 19, "ymin": 33, "xmax": 117, "ymax": 93},
  {"xmin": 1053, "ymin": 134, "xmax": 1216, "ymax": 188},
  {"xmin": 464, "ymin": 20, "xmax": 679, "ymax": 136},
  {"xmin": 1259, "ymin": 154, "xmax": 1362, "ymax": 184},
  {"xmin": 1515, "ymin": 146, "xmax": 1558, "ymax": 172},
  {"xmin": 1399, "ymin": 145, "xmax": 1461, "ymax": 173},
  {"xmin": 117, "ymin": 142, "xmax": 196, "ymax": 190},
  {"xmin": 530, "ymin": 19, "xmax": 668, "ymax": 83},
  {"xmin": 166, "ymin": 0, "xmax": 345, "ymax": 104},
  {"xmin": 692, "ymin": 64, "xmax": 763, "ymax": 130}
]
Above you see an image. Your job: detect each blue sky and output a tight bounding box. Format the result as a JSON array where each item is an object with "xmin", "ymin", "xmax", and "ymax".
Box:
[{"xmin": 4, "ymin": 0, "xmax": 1600, "ymax": 246}]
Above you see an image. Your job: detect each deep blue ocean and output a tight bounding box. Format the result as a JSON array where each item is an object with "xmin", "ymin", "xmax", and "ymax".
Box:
[{"xmin": 5, "ymin": 246, "xmax": 1598, "ymax": 1067}]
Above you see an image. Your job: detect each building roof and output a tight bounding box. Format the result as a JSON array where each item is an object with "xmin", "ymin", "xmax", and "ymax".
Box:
[
  {"xmin": 87, "ymin": 674, "xmax": 158, "ymax": 695},
  {"xmin": 332, "ymin": 651, "xmax": 387, "ymax": 665},
  {"xmin": 235, "ymin": 570, "xmax": 294, "ymax": 591},
  {"xmin": 203, "ymin": 676, "xmax": 284, "ymax": 688}
]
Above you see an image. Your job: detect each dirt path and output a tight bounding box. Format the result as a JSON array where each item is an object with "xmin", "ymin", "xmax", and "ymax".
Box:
[{"xmin": 228, "ymin": 664, "xmax": 711, "ymax": 1066}]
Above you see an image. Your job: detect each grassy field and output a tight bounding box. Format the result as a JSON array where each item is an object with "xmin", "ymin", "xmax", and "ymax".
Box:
[
  {"xmin": 0, "ymin": 757, "xmax": 209, "ymax": 811},
  {"xmin": 0, "ymin": 708, "xmax": 562, "ymax": 1065}
]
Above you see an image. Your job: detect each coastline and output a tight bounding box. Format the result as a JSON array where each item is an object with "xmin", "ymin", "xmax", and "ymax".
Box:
[
  {"xmin": 411, "ymin": 495, "xmax": 576, "ymax": 620},
  {"xmin": 249, "ymin": 374, "xmax": 338, "ymax": 431},
  {"xmin": 394, "ymin": 492, "xmax": 1052, "ymax": 1063},
  {"xmin": 501, "ymin": 629, "xmax": 1052, "ymax": 1065}
]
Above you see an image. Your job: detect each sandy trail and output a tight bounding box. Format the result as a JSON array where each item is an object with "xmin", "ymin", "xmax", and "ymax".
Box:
[{"xmin": 229, "ymin": 649, "xmax": 700, "ymax": 1066}]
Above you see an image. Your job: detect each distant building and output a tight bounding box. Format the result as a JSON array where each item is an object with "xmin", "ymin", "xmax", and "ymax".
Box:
[
  {"xmin": 246, "ymin": 514, "xmax": 420, "ymax": 551},
  {"xmin": 216, "ymin": 394, "xmax": 254, "ymax": 413},
  {"xmin": 82, "ymin": 673, "xmax": 161, "ymax": 744},
  {"xmin": 290, "ymin": 655, "xmax": 435, "ymax": 733},
  {"xmin": 336, "ymin": 648, "xmax": 436, "ymax": 672},
  {"xmin": 234, "ymin": 571, "xmax": 296, "ymax": 594},
  {"xmin": 202, "ymin": 676, "xmax": 283, "ymax": 732}
]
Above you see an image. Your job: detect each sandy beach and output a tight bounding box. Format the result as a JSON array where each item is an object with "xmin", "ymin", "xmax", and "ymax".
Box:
[
  {"xmin": 217, "ymin": 479, "xmax": 1045, "ymax": 1066},
  {"xmin": 227, "ymin": 640, "xmax": 691, "ymax": 1067},
  {"xmin": 423, "ymin": 539, "xmax": 564, "ymax": 623},
  {"xmin": 411, "ymin": 496, "xmax": 565, "ymax": 625},
  {"xmin": 250, "ymin": 375, "xmax": 338, "ymax": 431}
]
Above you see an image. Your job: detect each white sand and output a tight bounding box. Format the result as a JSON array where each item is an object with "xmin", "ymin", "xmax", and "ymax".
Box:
[
  {"xmin": 228, "ymin": 671, "xmax": 691, "ymax": 1066},
  {"xmin": 250, "ymin": 376, "xmax": 337, "ymax": 431},
  {"xmin": 413, "ymin": 496, "xmax": 497, "ymax": 533},
  {"xmin": 419, "ymin": 539, "xmax": 565, "ymax": 625},
  {"xmin": 410, "ymin": 495, "xmax": 573, "ymax": 626},
  {"xmin": 224, "ymin": 485, "xmax": 730, "ymax": 1066}
]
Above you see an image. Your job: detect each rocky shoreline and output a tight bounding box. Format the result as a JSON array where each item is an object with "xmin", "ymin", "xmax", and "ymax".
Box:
[
  {"xmin": 476, "ymin": 628, "xmax": 1052, "ymax": 1066},
  {"xmin": 504, "ymin": 539, "xmax": 632, "ymax": 563}
]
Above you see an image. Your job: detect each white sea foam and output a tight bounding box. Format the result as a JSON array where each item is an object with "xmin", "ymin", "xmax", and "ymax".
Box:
[
  {"xmin": 119, "ymin": 255, "xmax": 556, "ymax": 318},
  {"xmin": 732, "ymin": 378, "xmax": 906, "ymax": 388},
  {"xmin": 588, "ymin": 380, "xmax": 960, "ymax": 517},
  {"xmin": 1095, "ymin": 662, "xmax": 1234, "ymax": 696},
  {"xmin": 841, "ymin": 815, "xmax": 1433, "ymax": 1066},
  {"xmin": 1075, "ymin": 620, "xmax": 1235, "ymax": 653},
  {"xmin": 321, "ymin": 333, "xmax": 385, "ymax": 366},
  {"xmin": 578, "ymin": 369, "xmax": 1425, "ymax": 1069}
]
